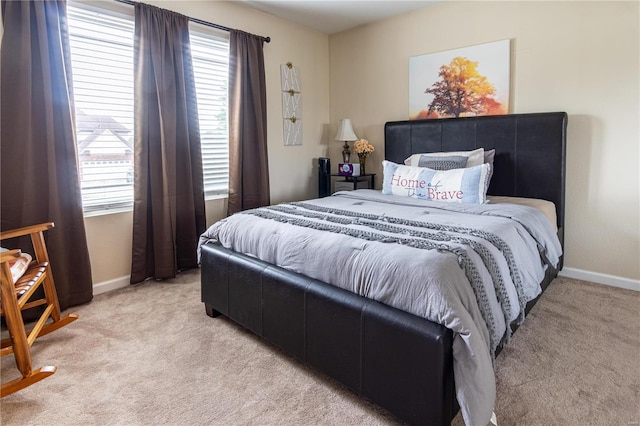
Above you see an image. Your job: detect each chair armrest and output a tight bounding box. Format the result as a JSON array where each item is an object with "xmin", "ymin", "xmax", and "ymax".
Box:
[
  {"xmin": 0, "ymin": 223, "xmax": 54, "ymax": 241},
  {"xmin": 0, "ymin": 249, "xmax": 22, "ymax": 264}
]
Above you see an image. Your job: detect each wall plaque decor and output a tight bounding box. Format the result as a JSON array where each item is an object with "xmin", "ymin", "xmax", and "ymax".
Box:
[{"xmin": 281, "ymin": 62, "xmax": 302, "ymax": 145}]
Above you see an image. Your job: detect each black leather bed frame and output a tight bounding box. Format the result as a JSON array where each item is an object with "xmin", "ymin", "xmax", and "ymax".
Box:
[{"xmin": 200, "ymin": 112, "xmax": 567, "ymax": 425}]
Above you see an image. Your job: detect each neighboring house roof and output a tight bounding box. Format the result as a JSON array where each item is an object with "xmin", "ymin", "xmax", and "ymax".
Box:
[{"xmin": 76, "ymin": 110, "xmax": 133, "ymax": 154}]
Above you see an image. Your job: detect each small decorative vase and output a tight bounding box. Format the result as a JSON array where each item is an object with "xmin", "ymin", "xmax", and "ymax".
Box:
[{"xmin": 358, "ymin": 154, "xmax": 366, "ymax": 175}]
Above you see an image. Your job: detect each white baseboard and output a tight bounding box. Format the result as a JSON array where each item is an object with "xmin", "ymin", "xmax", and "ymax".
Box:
[
  {"xmin": 559, "ymin": 267, "xmax": 640, "ymax": 292},
  {"xmin": 93, "ymin": 275, "xmax": 130, "ymax": 296}
]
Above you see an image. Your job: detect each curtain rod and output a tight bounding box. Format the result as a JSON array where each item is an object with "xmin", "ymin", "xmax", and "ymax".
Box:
[{"xmin": 113, "ymin": 0, "xmax": 271, "ymax": 43}]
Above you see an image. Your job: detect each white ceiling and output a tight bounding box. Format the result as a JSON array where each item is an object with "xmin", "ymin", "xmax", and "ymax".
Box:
[{"xmin": 238, "ymin": 0, "xmax": 439, "ymax": 35}]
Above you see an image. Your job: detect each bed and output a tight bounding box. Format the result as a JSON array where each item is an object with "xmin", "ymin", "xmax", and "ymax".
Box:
[{"xmin": 199, "ymin": 112, "xmax": 567, "ymax": 425}]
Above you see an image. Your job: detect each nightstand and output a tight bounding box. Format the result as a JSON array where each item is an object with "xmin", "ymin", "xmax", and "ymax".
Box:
[{"xmin": 330, "ymin": 173, "xmax": 376, "ymax": 193}]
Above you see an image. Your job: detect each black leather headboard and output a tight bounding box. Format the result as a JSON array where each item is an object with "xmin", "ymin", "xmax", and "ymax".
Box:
[{"xmin": 384, "ymin": 112, "xmax": 567, "ymax": 233}]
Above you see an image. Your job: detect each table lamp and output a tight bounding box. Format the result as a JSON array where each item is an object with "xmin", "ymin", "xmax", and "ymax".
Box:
[{"xmin": 335, "ymin": 118, "xmax": 358, "ymax": 163}]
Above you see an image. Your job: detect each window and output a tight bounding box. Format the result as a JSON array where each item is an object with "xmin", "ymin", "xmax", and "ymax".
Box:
[
  {"xmin": 190, "ymin": 28, "xmax": 230, "ymax": 197},
  {"xmin": 67, "ymin": 2, "xmax": 230, "ymax": 215},
  {"xmin": 68, "ymin": 4, "xmax": 135, "ymax": 213}
]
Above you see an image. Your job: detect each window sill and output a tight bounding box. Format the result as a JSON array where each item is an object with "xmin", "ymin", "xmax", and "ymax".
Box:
[
  {"xmin": 83, "ymin": 194, "xmax": 228, "ymax": 218},
  {"xmin": 205, "ymin": 193, "xmax": 228, "ymax": 202},
  {"xmin": 84, "ymin": 206, "xmax": 133, "ymax": 218}
]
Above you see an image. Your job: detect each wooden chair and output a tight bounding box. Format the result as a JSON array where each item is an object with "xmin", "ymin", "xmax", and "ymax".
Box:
[{"xmin": 0, "ymin": 222, "xmax": 78, "ymax": 397}]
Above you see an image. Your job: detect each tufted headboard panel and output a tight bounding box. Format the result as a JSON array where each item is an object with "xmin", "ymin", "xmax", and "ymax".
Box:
[{"xmin": 384, "ymin": 112, "xmax": 567, "ymax": 235}]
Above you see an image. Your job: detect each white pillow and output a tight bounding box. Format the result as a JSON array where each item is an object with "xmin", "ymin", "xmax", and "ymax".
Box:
[
  {"xmin": 382, "ymin": 160, "xmax": 491, "ymax": 204},
  {"xmin": 404, "ymin": 147, "xmax": 485, "ymax": 168}
]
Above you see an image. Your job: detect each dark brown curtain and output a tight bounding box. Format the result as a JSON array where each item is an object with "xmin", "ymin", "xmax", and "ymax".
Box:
[
  {"xmin": 227, "ymin": 30, "xmax": 270, "ymax": 215},
  {"xmin": 0, "ymin": 0, "xmax": 93, "ymax": 309},
  {"xmin": 130, "ymin": 3, "xmax": 205, "ymax": 284}
]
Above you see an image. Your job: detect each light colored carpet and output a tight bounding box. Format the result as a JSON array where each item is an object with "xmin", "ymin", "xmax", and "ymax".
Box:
[{"xmin": 1, "ymin": 270, "xmax": 638, "ymax": 425}]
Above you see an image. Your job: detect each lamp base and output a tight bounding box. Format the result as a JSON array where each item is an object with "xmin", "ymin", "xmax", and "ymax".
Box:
[{"xmin": 342, "ymin": 141, "xmax": 351, "ymax": 164}]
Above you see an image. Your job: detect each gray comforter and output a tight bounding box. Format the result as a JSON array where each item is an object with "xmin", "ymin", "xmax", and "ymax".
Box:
[{"xmin": 198, "ymin": 190, "xmax": 562, "ymax": 426}]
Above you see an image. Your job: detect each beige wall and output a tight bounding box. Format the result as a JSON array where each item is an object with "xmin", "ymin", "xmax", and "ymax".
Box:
[
  {"xmin": 86, "ymin": 0, "xmax": 639, "ymax": 286},
  {"xmin": 85, "ymin": 1, "xmax": 330, "ymax": 285},
  {"xmin": 328, "ymin": 1, "xmax": 639, "ymax": 280}
]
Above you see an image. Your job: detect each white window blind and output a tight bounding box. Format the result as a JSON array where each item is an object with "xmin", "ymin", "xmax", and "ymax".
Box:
[
  {"xmin": 190, "ymin": 28, "xmax": 230, "ymax": 197},
  {"xmin": 67, "ymin": 3, "xmax": 231, "ymax": 214},
  {"xmin": 68, "ymin": 4, "xmax": 135, "ymax": 214}
]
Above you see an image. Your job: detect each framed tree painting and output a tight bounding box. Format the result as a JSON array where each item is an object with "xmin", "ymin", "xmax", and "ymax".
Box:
[{"xmin": 409, "ymin": 39, "xmax": 510, "ymax": 120}]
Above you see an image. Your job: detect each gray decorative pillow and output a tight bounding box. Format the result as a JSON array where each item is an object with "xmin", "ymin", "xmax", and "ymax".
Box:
[
  {"xmin": 484, "ymin": 149, "xmax": 496, "ymax": 182},
  {"xmin": 417, "ymin": 154, "xmax": 468, "ymax": 170}
]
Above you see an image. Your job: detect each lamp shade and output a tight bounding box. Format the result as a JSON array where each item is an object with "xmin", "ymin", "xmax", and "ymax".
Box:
[{"xmin": 334, "ymin": 119, "xmax": 358, "ymax": 141}]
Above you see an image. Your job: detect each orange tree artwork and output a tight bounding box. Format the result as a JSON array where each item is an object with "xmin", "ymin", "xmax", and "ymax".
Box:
[{"xmin": 423, "ymin": 57, "xmax": 502, "ymax": 118}]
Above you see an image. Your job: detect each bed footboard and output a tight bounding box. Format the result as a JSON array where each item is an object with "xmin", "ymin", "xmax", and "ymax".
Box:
[{"xmin": 200, "ymin": 242, "xmax": 457, "ymax": 425}]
